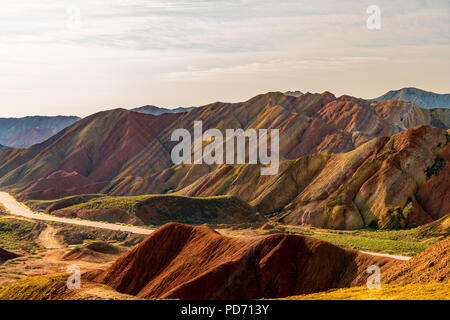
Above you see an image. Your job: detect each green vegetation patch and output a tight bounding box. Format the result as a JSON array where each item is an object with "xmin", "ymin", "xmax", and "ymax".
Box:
[
  {"xmin": 0, "ymin": 274, "xmax": 69, "ymax": 300},
  {"xmin": 272, "ymin": 214, "xmax": 449, "ymax": 256},
  {"xmin": 0, "ymin": 217, "xmax": 44, "ymax": 253},
  {"xmin": 311, "ymin": 233, "xmax": 428, "ymax": 256},
  {"xmin": 63, "ymin": 194, "xmax": 232, "ymax": 213}
]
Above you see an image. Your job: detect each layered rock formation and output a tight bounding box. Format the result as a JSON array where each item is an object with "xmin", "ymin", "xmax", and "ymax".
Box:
[
  {"xmin": 179, "ymin": 126, "xmax": 449, "ymax": 229},
  {"xmin": 0, "ymin": 92, "xmax": 448, "ymax": 229}
]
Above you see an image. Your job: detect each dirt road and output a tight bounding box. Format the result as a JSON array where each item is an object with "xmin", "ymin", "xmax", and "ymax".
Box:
[
  {"xmin": 0, "ymin": 192, "xmax": 153, "ymax": 235},
  {"xmin": 360, "ymin": 251, "xmax": 411, "ymax": 261},
  {"xmin": 38, "ymin": 225, "xmax": 64, "ymax": 249}
]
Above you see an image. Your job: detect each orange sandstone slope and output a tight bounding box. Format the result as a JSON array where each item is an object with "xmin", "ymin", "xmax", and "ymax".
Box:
[
  {"xmin": 89, "ymin": 223, "xmax": 394, "ymax": 300},
  {"xmin": 178, "ymin": 126, "xmax": 449, "ymax": 230}
]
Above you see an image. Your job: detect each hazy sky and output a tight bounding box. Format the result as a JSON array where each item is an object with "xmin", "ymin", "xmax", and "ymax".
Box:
[{"xmin": 0, "ymin": 0, "xmax": 449, "ymax": 117}]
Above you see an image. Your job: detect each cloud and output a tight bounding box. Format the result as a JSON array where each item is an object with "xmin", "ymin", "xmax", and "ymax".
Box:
[
  {"xmin": 1, "ymin": 0, "xmax": 447, "ymax": 51},
  {"xmin": 0, "ymin": 0, "xmax": 448, "ymax": 117}
]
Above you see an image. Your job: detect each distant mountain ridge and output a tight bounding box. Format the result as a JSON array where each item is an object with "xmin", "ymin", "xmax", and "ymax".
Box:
[
  {"xmin": 0, "ymin": 144, "xmax": 12, "ymax": 151},
  {"xmin": 284, "ymin": 90, "xmax": 303, "ymax": 97},
  {"xmin": 375, "ymin": 88, "xmax": 450, "ymax": 109},
  {"xmin": 132, "ymin": 105, "xmax": 194, "ymax": 115},
  {"xmin": 0, "ymin": 116, "xmax": 80, "ymax": 148},
  {"xmin": 1, "ymin": 87, "xmax": 445, "ymax": 148}
]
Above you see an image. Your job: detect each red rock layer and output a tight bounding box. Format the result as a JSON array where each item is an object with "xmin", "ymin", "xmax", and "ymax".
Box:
[{"xmin": 89, "ymin": 223, "xmax": 394, "ymax": 300}]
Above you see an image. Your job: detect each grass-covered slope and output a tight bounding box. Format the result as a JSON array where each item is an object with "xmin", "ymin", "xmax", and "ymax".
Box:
[
  {"xmin": 262, "ymin": 214, "xmax": 449, "ymax": 256},
  {"xmin": 46, "ymin": 194, "xmax": 261, "ymax": 226},
  {"xmin": 0, "ymin": 116, "xmax": 80, "ymax": 148},
  {"xmin": 0, "ymin": 274, "xmax": 138, "ymax": 300},
  {"xmin": 25, "ymin": 194, "xmax": 106, "ymax": 213},
  {"xmin": 0, "ymin": 217, "xmax": 44, "ymax": 253},
  {"xmin": 312, "ymin": 216, "xmax": 449, "ymax": 256},
  {"xmin": 277, "ymin": 282, "xmax": 449, "ymax": 300}
]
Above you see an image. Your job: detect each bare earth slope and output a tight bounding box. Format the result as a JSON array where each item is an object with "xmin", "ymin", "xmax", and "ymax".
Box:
[
  {"xmin": 89, "ymin": 223, "xmax": 395, "ymax": 300},
  {"xmin": 0, "ymin": 116, "xmax": 80, "ymax": 148}
]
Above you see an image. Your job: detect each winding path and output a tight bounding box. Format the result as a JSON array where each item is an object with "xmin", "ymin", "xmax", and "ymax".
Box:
[
  {"xmin": 0, "ymin": 192, "xmax": 153, "ymax": 235},
  {"xmin": 38, "ymin": 225, "xmax": 64, "ymax": 249},
  {"xmin": 360, "ymin": 250, "xmax": 410, "ymax": 261}
]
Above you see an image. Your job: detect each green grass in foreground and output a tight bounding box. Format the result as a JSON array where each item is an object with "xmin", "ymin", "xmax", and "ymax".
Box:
[
  {"xmin": 276, "ymin": 283, "xmax": 450, "ymax": 300},
  {"xmin": 0, "ymin": 274, "xmax": 70, "ymax": 299},
  {"xmin": 0, "ymin": 274, "xmax": 139, "ymax": 300}
]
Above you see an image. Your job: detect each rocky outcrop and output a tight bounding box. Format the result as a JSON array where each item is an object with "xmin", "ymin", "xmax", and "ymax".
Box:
[{"xmin": 47, "ymin": 195, "xmax": 261, "ymax": 226}]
